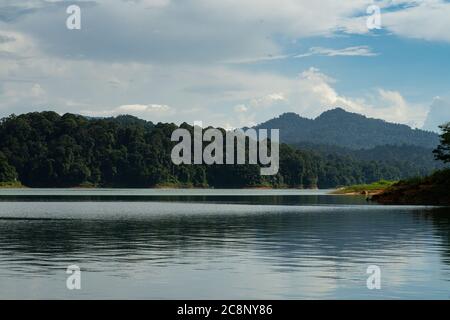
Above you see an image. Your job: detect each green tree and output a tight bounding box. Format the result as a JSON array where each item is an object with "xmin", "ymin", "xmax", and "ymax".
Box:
[
  {"xmin": 0, "ymin": 151, "xmax": 18, "ymax": 182},
  {"xmin": 434, "ymin": 123, "xmax": 450, "ymax": 164}
]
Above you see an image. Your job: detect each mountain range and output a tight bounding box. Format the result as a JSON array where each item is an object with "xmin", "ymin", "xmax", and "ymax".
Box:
[{"xmin": 254, "ymin": 107, "xmax": 440, "ymax": 150}]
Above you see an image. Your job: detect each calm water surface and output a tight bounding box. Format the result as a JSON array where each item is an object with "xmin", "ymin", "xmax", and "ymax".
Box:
[{"xmin": 0, "ymin": 189, "xmax": 449, "ymax": 299}]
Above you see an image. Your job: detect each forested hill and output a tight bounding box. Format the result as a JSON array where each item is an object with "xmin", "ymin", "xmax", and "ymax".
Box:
[
  {"xmin": 254, "ymin": 108, "xmax": 440, "ymax": 149},
  {"xmin": 0, "ymin": 111, "xmax": 442, "ymax": 189},
  {"xmin": 292, "ymin": 141, "xmax": 442, "ymax": 176}
]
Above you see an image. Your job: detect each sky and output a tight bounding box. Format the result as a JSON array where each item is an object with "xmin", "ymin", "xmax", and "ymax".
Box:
[{"xmin": 1, "ymin": 0, "xmax": 450, "ymax": 130}]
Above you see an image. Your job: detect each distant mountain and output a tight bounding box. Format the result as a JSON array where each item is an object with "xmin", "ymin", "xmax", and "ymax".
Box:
[
  {"xmin": 254, "ymin": 108, "xmax": 439, "ymax": 149},
  {"xmin": 423, "ymin": 98, "xmax": 450, "ymax": 133}
]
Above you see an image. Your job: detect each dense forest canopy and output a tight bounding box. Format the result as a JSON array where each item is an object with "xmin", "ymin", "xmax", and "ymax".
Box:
[
  {"xmin": 0, "ymin": 111, "xmax": 444, "ymax": 188},
  {"xmin": 293, "ymin": 141, "xmax": 442, "ymax": 178}
]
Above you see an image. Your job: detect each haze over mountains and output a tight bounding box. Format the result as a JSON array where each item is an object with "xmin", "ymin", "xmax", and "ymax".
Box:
[
  {"xmin": 254, "ymin": 108, "xmax": 440, "ymax": 150},
  {"xmin": 423, "ymin": 98, "xmax": 450, "ymax": 133}
]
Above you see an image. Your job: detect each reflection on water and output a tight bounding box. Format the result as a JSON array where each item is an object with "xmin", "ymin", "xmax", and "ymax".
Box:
[
  {"xmin": 0, "ymin": 191, "xmax": 449, "ymax": 299},
  {"xmin": 0, "ymin": 188, "xmax": 369, "ymax": 205}
]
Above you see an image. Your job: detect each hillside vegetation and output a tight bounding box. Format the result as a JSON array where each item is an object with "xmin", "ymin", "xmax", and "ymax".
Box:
[
  {"xmin": 372, "ymin": 169, "xmax": 450, "ymax": 205},
  {"xmin": 372, "ymin": 122, "xmax": 450, "ymax": 205},
  {"xmin": 334, "ymin": 180, "xmax": 397, "ymax": 195},
  {"xmin": 255, "ymin": 108, "xmax": 439, "ymax": 149},
  {"xmin": 0, "ymin": 111, "xmax": 441, "ymax": 189}
]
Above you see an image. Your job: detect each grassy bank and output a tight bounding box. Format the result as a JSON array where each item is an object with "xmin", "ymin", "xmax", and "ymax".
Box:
[
  {"xmin": 371, "ymin": 169, "xmax": 450, "ymax": 205},
  {"xmin": 333, "ymin": 180, "xmax": 397, "ymax": 195},
  {"xmin": 0, "ymin": 181, "xmax": 24, "ymax": 188}
]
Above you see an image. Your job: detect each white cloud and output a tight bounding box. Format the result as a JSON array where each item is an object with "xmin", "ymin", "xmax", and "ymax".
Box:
[
  {"xmin": 4, "ymin": 0, "xmax": 375, "ymax": 64},
  {"xmin": 81, "ymin": 103, "xmax": 173, "ymax": 117},
  {"xmin": 225, "ymin": 46, "xmax": 377, "ymax": 64},
  {"xmin": 0, "ymin": 0, "xmax": 444, "ymax": 130},
  {"xmin": 332, "ymin": 0, "xmax": 450, "ymax": 44},
  {"xmin": 382, "ymin": 0, "xmax": 450, "ymax": 43},
  {"xmin": 423, "ymin": 97, "xmax": 450, "ymax": 132},
  {"xmin": 0, "ymin": 30, "xmax": 429, "ymax": 129},
  {"xmin": 30, "ymin": 83, "xmax": 45, "ymax": 97},
  {"xmin": 0, "ymin": 81, "xmax": 49, "ymax": 110},
  {"xmin": 295, "ymin": 46, "xmax": 378, "ymax": 58},
  {"xmin": 232, "ymin": 67, "xmax": 428, "ymax": 128},
  {"xmin": 250, "ymin": 93, "xmax": 287, "ymax": 108},
  {"xmin": 0, "ymin": 42, "xmax": 294, "ymax": 125},
  {"xmin": 4, "ymin": 0, "xmax": 450, "ymax": 65},
  {"xmin": 368, "ymin": 89, "xmax": 428, "ymax": 127},
  {"xmin": 0, "ymin": 30, "xmax": 36, "ymax": 59},
  {"xmin": 126, "ymin": 0, "xmax": 171, "ymax": 8},
  {"xmin": 293, "ymin": 68, "xmax": 428, "ymax": 127},
  {"xmin": 234, "ymin": 104, "xmax": 248, "ymax": 113},
  {"xmin": 231, "ymin": 92, "xmax": 289, "ymax": 127},
  {"xmin": 222, "ymin": 54, "xmax": 291, "ymax": 65}
]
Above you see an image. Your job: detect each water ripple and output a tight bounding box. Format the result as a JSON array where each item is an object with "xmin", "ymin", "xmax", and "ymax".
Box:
[{"xmin": 0, "ymin": 200, "xmax": 449, "ymax": 299}]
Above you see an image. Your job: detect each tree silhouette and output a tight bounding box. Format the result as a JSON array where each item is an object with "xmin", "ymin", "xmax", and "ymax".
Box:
[{"xmin": 434, "ymin": 123, "xmax": 450, "ymax": 164}]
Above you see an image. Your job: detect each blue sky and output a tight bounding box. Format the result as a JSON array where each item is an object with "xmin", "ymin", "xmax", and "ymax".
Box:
[{"xmin": 1, "ymin": 0, "xmax": 450, "ymax": 130}]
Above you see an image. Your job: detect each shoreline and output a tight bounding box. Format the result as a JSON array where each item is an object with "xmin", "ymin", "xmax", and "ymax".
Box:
[
  {"xmin": 0, "ymin": 184, "xmax": 319, "ymax": 190},
  {"xmin": 332, "ymin": 180, "xmax": 397, "ymax": 198}
]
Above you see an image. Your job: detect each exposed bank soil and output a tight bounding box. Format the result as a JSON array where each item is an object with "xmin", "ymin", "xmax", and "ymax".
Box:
[{"xmin": 371, "ymin": 183, "xmax": 450, "ymax": 205}]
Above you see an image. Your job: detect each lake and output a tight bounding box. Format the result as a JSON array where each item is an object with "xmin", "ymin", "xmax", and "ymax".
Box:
[{"xmin": 0, "ymin": 189, "xmax": 449, "ymax": 299}]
